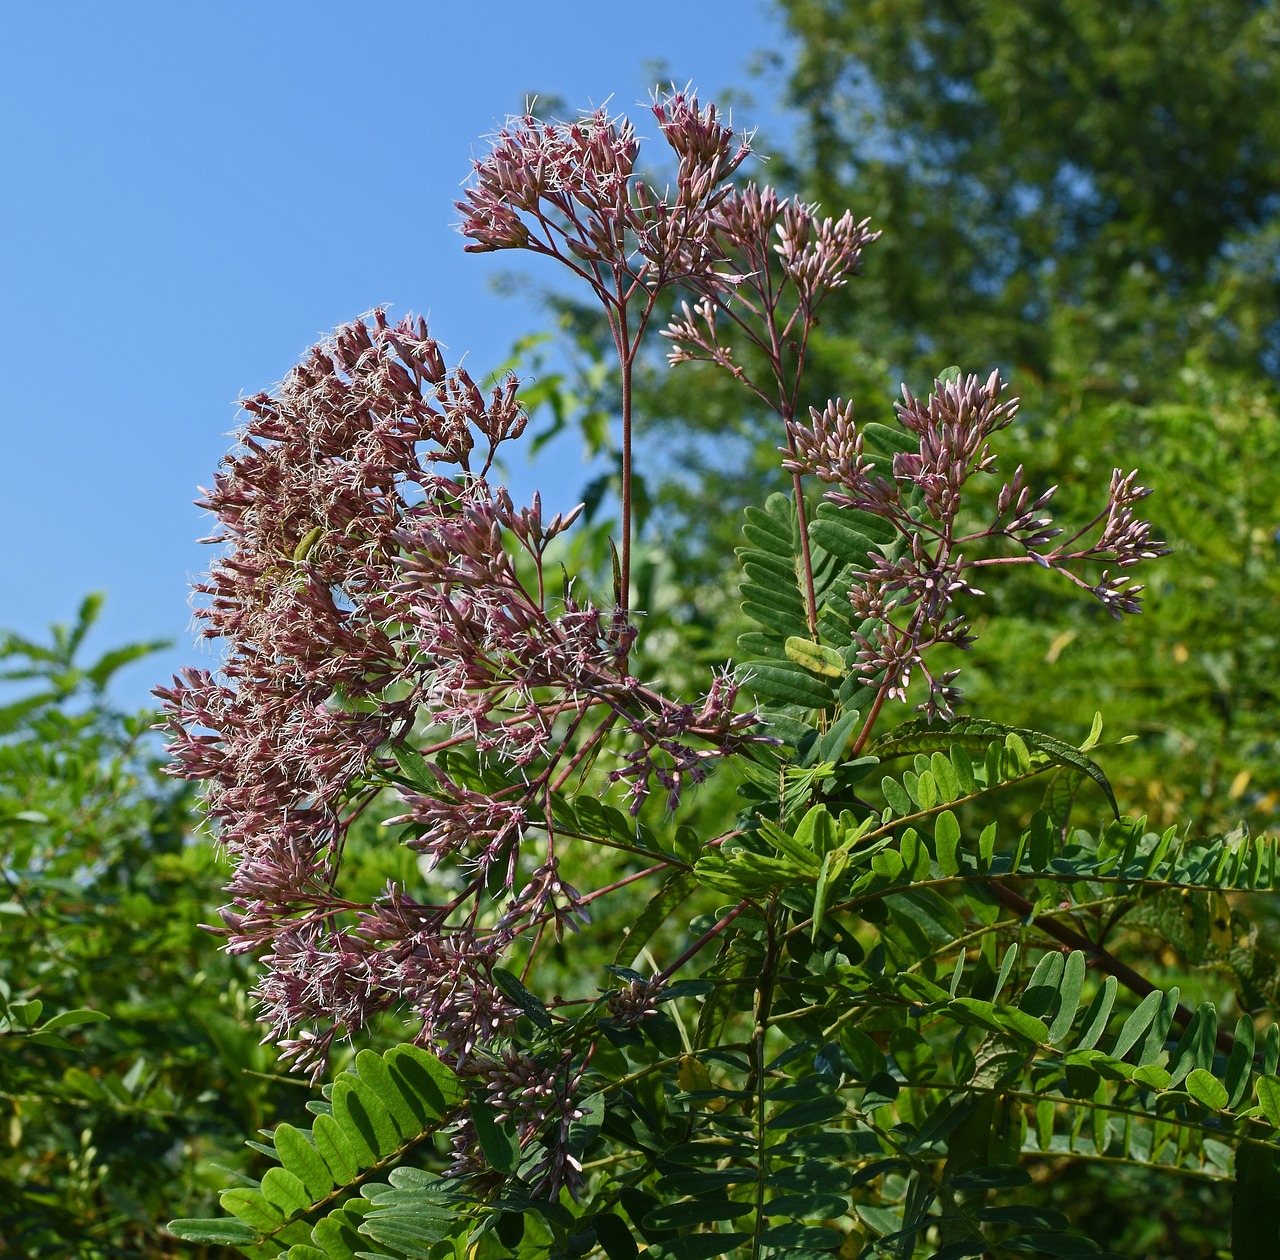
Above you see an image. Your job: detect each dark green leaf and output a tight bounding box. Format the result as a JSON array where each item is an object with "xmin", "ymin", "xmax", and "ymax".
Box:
[
  {"xmin": 593, "ymin": 1212, "xmax": 640, "ymax": 1260},
  {"xmin": 642, "ymin": 1200, "xmax": 752, "ymax": 1229},
  {"xmin": 492, "ymin": 967, "xmax": 553, "ymax": 1030},
  {"xmin": 470, "ymin": 1098, "xmax": 517, "ymax": 1173},
  {"xmin": 756, "ymin": 1222, "xmax": 845, "ymax": 1248},
  {"xmin": 764, "ymin": 1191, "xmax": 850, "ymax": 1219},
  {"xmin": 1233, "ymin": 1142, "xmax": 1280, "ymax": 1260},
  {"xmin": 645, "ymin": 1235, "xmax": 751, "ymax": 1260},
  {"xmin": 949, "ymin": 1166, "xmax": 1032, "ymax": 1190},
  {"xmin": 766, "ymin": 1093, "xmax": 847, "ymax": 1130}
]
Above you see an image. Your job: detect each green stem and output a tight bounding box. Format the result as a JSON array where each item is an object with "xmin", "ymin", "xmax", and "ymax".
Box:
[{"xmin": 750, "ymin": 897, "xmax": 782, "ymax": 1260}]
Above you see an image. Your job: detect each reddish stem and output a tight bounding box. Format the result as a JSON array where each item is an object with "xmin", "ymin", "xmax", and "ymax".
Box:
[
  {"xmin": 848, "ymin": 683, "xmax": 890, "ymax": 759},
  {"xmin": 657, "ymin": 899, "xmax": 752, "ymax": 982}
]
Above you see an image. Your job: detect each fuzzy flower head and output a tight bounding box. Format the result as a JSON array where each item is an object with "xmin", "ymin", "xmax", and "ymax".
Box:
[
  {"xmin": 781, "ymin": 370, "xmax": 1169, "ymax": 719},
  {"xmin": 458, "ymin": 88, "xmax": 753, "ymax": 308},
  {"xmin": 663, "ymin": 184, "xmax": 880, "ymax": 418}
]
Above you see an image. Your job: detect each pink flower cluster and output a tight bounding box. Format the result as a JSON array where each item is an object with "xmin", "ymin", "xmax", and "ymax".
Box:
[
  {"xmin": 458, "ymin": 89, "xmax": 751, "ymax": 305},
  {"xmin": 782, "ymin": 370, "xmax": 1170, "ymax": 719},
  {"xmin": 158, "ymin": 310, "xmax": 759, "ymax": 1086}
]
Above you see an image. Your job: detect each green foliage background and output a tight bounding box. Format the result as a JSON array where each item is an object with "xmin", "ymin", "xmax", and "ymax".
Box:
[{"xmin": 0, "ymin": 597, "xmax": 311, "ymax": 1258}]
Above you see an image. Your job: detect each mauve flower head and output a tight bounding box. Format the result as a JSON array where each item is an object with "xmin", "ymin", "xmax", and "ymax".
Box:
[
  {"xmin": 780, "ymin": 370, "xmax": 1168, "ymax": 718},
  {"xmin": 458, "ymin": 88, "xmax": 754, "ymax": 308},
  {"xmin": 161, "ymin": 295, "xmax": 763, "ymax": 1086},
  {"xmin": 458, "ymin": 107, "xmax": 640, "ymax": 254},
  {"xmin": 663, "ymin": 184, "xmax": 880, "ymax": 421}
]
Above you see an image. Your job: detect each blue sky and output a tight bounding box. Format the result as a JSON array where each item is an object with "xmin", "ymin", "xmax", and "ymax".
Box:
[{"xmin": 0, "ymin": 2, "xmax": 794, "ymax": 709}]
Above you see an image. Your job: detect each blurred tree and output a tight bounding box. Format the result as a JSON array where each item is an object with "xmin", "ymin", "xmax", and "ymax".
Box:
[
  {"xmin": 0, "ymin": 596, "xmax": 305, "ymax": 1258},
  {"xmin": 775, "ymin": 0, "xmax": 1280, "ymax": 386}
]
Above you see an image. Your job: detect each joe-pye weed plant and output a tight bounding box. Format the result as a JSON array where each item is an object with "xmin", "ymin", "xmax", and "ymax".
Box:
[{"xmin": 167, "ymin": 91, "xmax": 1280, "ymax": 1260}]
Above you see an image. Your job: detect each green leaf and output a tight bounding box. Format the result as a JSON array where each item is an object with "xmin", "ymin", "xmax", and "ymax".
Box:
[
  {"xmin": 871, "ymin": 717, "xmax": 1118, "ymax": 815},
  {"xmin": 593, "ymin": 1212, "xmax": 640, "ymax": 1260},
  {"xmin": 785, "ymin": 635, "xmax": 846, "ymax": 678},
  {"xmin": 331, "ymin": 1077, "xmax": 399, "ymax": 1160},
  {"xmin": 950, "ymin": 1166, "xmax": 1032, "ymax": 1190},
  {"xmin": 469, "ymin": 1097, "xmax": 517, "ymax": 1172},
  {"xmin": 1234, "ymin": 1142, "xmax": 1280, "ymax": 1260},
  {"xmin": 756, "ymin": 1222, "xmax": 845, "ymax": 1249},
  {"xmin": 1111, "ymin": 990, "xmax": 1162, "ymax": 1060},
  {"xmin": 742, "ymin": 582, "xmax": 806, "ymax": 617},
  {"xmin": 1076, "ymin": 975, "xmax": 1118, "ymax": 1050},
  {"xmin": 1021, "ymin": 952, "xmax": 1066, "ymax": 1019},
  {"xmin": 642, "ymin": 1200, "xmax": 752, "ymax": 1229},
  {"xmin": 614, "ymin": 873, "xmax": 697, "ymax": 965},
  {"xmin": 743, "ymin": 599, "xmax": 808, "ymax": 637},
  {"xmin": 1047, "ymin": 951, "xmax": 1087, "ymax": 1044},
  {"xmin": 1255, "ymin": 1075, "xmax": 1280, "ymax": 1128},
  {"xmin": 881, "ymin": 775, "xmax": 913, "ymax": 817},
  {"xmin": 312, "ymin": 1111, "xmax": 362, "ymax": 1183},
  {"xmin": 992, "ymin": 943, "xmax": 1019, "ymax": 1004},
  {"xmin": 491, "ymin": 967, "xmax": 553, "ymax": 1030},
  {"xmin": 934, "ymin": 809, "xmax": 961, "ymax": 876},
  {"xmin": 358, "ymin": 1213, "xmax": 451, "ymax": 1258},
  {"xmin": 1185, "ymin": 1067, "xmax": 1229, "ymax": 1110},
  {"xmin": 1225, "ymin": 1015, "xmax": 1258, "ymax": 1108},
  {"xmin": 311, "ymin": 1213, "xmax": 365, "ymax": 1260},
  {"xmin": 766, "ymin": 1093, "xmax": 847, "ymax": 1130},
  {"xmin": 220, "ymin": 1187, "xmax": 286, "ymax": 1231},
  {"xmin": 1132, "ymin": 1064, "xmax": 1172, "ymax": 1090},
  {"xmin": 793, "ymin": 803, "xmax": 838, "ymax": 855},
  {"xmin": 931, "ymin": 750, "xmax": 961, "ymax": 801},
  {"xmin": 10, "ymin": 999, "xmax": 42, "ymax": 1026},
  {"xmin": 1141, "ymin": 988, "xmax": 1177, "ymax": 1070},
  {"xmin": 388, "ymin": 740, "xmax": 437, "ymax": 792},
  {"xmin": 812, "ymin": 848, "xmax": 841, "ymax": 942},
  {"xmin": 168, "ymin": 1218, "xmax": 261, "ymax": 1245},
  {"xmin": 763, "ymin": 1191, "xmax": 850, "ymax": 1220},
  {"xmin": 260, "ymin": 1167, "xmax": 312, "ymax": 1218},
  {"xmin": 272, "ymin": 1124, "xmax": 336, "ymax": 1201},
  {"xmin": 809, "ymin": 517, "xmax": 880, "ymax": 564},
  {"xmin": 645, "ymin": 1235, "xmax": 751, "ymax": 1260},
  {"xmin": 353, "ymin": 1049, "xmax": 420, "ymax": 1140},
  {"xmin": 39, "ymin": 1007, "xmax": 108, "ymax": 1031},
  {"xmin": 742, "ymin": 660, "xmax": 835, "ymax": 709},
  {"xmin": 385, "ymin": 1043, "xmax": 464, "ymax": 1113}
]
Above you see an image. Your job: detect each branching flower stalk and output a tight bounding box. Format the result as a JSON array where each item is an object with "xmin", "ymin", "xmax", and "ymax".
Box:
[
  {"xmin": 457, "ymin": 88, "xmax": 751, "ymax": 613},
  {"xmin": 664, "ymin": 185, "xmax": 879, "ymax": 634}
]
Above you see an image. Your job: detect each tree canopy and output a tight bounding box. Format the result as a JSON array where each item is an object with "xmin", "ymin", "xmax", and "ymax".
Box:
[{"xmin": 776, "ymin": 0, "xmax": 1280, "ymax": 385}]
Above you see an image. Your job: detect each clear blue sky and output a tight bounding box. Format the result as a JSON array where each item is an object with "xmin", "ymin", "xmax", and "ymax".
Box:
[{"xmin": 0, "ymin": 2, "xmax": 794, "ymax": 709}]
